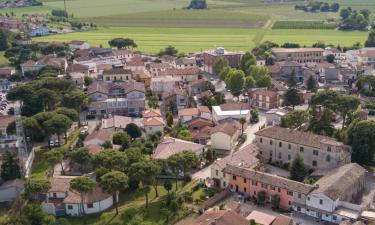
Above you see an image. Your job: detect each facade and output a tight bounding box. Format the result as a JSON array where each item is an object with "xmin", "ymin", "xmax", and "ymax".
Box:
[
  {"xmin": 158, "ymin": 67, "xmax": 200, "ymax": 82},
  {"xmin": 254, "ymin": 126, "xmax": 352, "ymax": 170},
  {"xmin": 203, "ymin": 47, "xmax": 243, "ymax": 74},
  {"xmin": 174, "ymin": 57, "xmax": 196, "ymax": 69},
  {"xmin": 143, "ymin": 117, "xmax": 165, "ymax": 135},
  {"xmin": 210, "ymin": 120, "xmax": 241, "ymax": 151},
  {"xmin": 69, "ymin": 40, "xmax": 90, "ymax": 51},
  {"xmin": 212, "ymin": 103, "xmax": 251, "ymax": 123},
  {"xmin": 211, "ymin": 144, "xmax": 260, "ymax": 189},
  {"xmin": 150, "ymin": 75, "xmax": 178, "ymax": 94},
  {"xmin": 101, "ymin": 115, "xmax": 133, "ymax": 131},
  {"xmin": 250, "ymin": 89, "xmax": 281, "ymax": 110},
  {"xmin": 278, "ymin": 61, "xmax": 304, "ymax": 82},
  {"xmin": 188, "ymin": 79, "xmax": 206, "ymax": 95},
  {"xmin": 187, "ymin": 117, "xmax": 213, "ymax": 145},
  {"xmin": 102, "ymin": 68, "xmax": 133, "ymax": 82},
  {"xmin": 264, "ymin": 108, "xmax": 291, "ymax": 127},
  {"xmin": 0, "ymin": 67, "xmax": 15, "ymax": 90},
  {"xmin": 272, "ymin": 48, "xmax": 324, "ymax": 63},
  {"xmin": 28, "ymin": 26, "xmax": 50, "ymax": 37}
]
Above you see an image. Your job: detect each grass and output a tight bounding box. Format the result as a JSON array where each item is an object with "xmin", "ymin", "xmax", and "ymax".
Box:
[
  {"xmin": 0, "ymin": 52, "xmax": 9, "ymax": 67},
  {"xmin": 272, "ymin": 21, "xmax": 337, "ymax": 30},
  {"xmin": 33, "ymin": 27, "xmax": 260, "ymax": 54}
]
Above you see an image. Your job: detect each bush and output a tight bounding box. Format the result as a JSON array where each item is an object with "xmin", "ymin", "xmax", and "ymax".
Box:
[{"xmin": 184, "ymin": 173, "xmax": 192, "ymax": 183}]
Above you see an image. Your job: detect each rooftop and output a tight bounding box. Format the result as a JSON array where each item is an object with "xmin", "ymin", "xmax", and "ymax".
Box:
[
  {"xmin": 272, "ymin": 48, "xmax": 324, "ymax": 53},
  {"xmin": 214, "ymin": 144, "xmax": 259, "ymax": 170},
  {"xmin": 152, "ymin": 137, "xmax": 204, "ymax": 159}
]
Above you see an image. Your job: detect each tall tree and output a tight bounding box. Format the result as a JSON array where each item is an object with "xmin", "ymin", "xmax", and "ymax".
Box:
[
  {"xmin": 365, "ymin": 31, "xmax": 375, "ymax": 47},
  {"xmin": 289, "ymin": 154, "xmax": 308, "ymax": 182},
  {"xmin": 69, "ymin": 177, "xmax": 96, "ymax": 216},
  {"xmin": 61, "ymin": 90, "xmax": 88, "ymax": 126},
  {"xmin": 212, "ymin": 56, "xmax": 228, "ymax": 75},
  {"xmin": 347, "ymin": 120, "xmax": 375, "ymax": 164},
  {"xmin": 163, "ymin": 179, "xmax": 173, "ymax": 196},
  {"xmin": 337, "ymin": 95, "xmax": 360, "ymax": 128},
  {"xmin": 92, "ymin": 150, "xmax": 128, "ymax": 172},
  {"xmin": 68, "ymin": 148, "xmax": 92, "ymax": 173},
  {"xmin": 24, "ymin": 178, "xmax": 51, "ymax": 201},
  {"xmin": 108, "ymin": 38, "xmax": 137, "ymax": 49},
  {"xmin": 43, "ymin": 114, "xmax": 72, "ymax": 144},
  {"xmin": 100, "ymin": 171, "xmax": 129, "ymax": 215},
  {"xmin": 225, "ymin": 69, "xmax": 244, "ymax": 97},
  {"xmin": 0, "ymin": 151, "xmax": 21, "ymax": 181},
  {"xmin": 306, "ymin": 75, "xmax": 317, "ymax": 92},
  {"xmin": 308, "ymin": 108, "xmax": 334, "ymax": 136},
  {"xmin": 287, "ymin": 70, "xmax": 298, "ymax": 88},
  {"xmin": 44, "ymin": 149, "xmax": 64, "ymax": 176},
  {"xmin": 125, "ymin": 123, "xmax": 142, "ymax": 140},
  {"xmin": 166, "ymin": 112, "xmax": 174, "ymax": 127},
  {"xmin": 240, "ymin": 51, "xmax": 256, "ymax": 74},
  {"xmin": 280, "ymin": 110, "xmax": 308, "ymax": 129},
  {"xmin": 283, "ymin": 88, "xmax": 302, "ymax": 109}
]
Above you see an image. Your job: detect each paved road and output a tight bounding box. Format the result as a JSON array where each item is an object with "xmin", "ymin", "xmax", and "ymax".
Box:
[{"xmin": 239, "ymin": 113, "xmax": 266, "ymax": 149}]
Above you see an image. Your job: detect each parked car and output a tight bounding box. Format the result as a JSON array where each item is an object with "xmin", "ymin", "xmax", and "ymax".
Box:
[{"xmin": 49, "ymin": 140, "xmax": 55, "ymax": 147}]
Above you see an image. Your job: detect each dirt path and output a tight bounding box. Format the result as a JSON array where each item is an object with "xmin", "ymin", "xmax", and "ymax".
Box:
[{"xmin": 252, "ymin": 17, "xmax": 275, "ymax": 46}]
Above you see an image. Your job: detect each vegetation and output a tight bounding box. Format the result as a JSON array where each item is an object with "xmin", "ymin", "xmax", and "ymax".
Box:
[
  {"xmin": 0, "ymin": 151, "xmax": 21, "ymax": 181},
  {"xmin": 289, "ymin": 154, "xmax": 308, "ymax": 182},
  {"xmin": 273, "ymin": 21, "xmax": 336, "ymax": 30},
  {"xmin": 295, "ymin": 1, "xmax": 339, "ymax": 13},
  {"xmin": 187, "ymin": 0, "xmax": 207, "ymax": 10}
]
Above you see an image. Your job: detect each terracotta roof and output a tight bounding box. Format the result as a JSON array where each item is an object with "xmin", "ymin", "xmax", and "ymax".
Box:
[
  {"xmin": 191, "ymin": 125, "xmax": 211, "ymax": 140},
  {"xmin": 272, "ymin": 215, "xmax": 293, "ymax": 225},
  {"xmin": 312, "ymin": 163, "xmax": 366, "ymax": 200},
  {"xmin": 143, "ymin": 117, "xmax": 165, "ymax": 127},
  {"xmin": 246, "ymin": 210, "xmax": 276, "ymax": 225},
  {"xmin": 198, "ymin": 106, "xmax": 210, "ymax": 113},
  {"xmin": 175, "ymin": 57, "xmax": 195, "ymax": 66},
  {"xmin": 158, "ymin": 67, "xmax": 199, "ymax": 77},
  {"xmin": 279, "ymin": 60, "xmax": 301, "ymax": 67},
  {"xmin": 191, "ymin": 209, "xmax": 248, "ymax": 225},
  {"xmin": 214, "ymin": 144, "xmax": 259, "ymax": 170},
  {"xmin": 63, "ymin": 186, "xmax": 111, "ymax": 204},
  {"xmin": 84, "ymin": 130, "xmax": 112, "ymax": 143},
  {"xmin": 142, "ymin": 109, "xmax": 162, "ymax": 118},
  {"xmin": 86, "ymin": 144, "xmax": 103, "ymax": 155},
  {"xmin": 0, "ymin": 67, "xmax": 15, "ymax": 77},
  {"xmin": 224, "ymin": 165, "xmax": 315, "ymax": 194},
  {"xmin": 187, "ymin": 117, "xmax": 213, "ymax": 129},
  {"xmin": 315, "ymin": 62, "xmax": 335, "ymax": 69},
  {"xmin": 102, "ymin": 115, "xmax": 132, "ymax": 129},
  {"xmin": 112, "ymin": 49, "xmax": 132, "ymax": 56},
  {"xmin": 189, "ymin": 79, "xmax": 205, "ymax": 87},
  {"xmin": 219, "ymin": 103, "xmax": 250, "ymax": 111},
  {"xmin": 87, "ymin": 81, "xmax": 145, "ymax": 95},
  {"xmin": 211, "ymin": 121, "xmax": 239, "ymax": 136},
  {"xmin": 178, "ymin": 108, "xmax": 200, "ymax": 117},
  {"xmin": 102, "ymin": 68, "xmax": 132, "ymax": 75},
  {"xmin": 152, "ymin": 137, "xmax": 204, "ymax": 159},
  {"xmin": 272, "ymin": 48, "xmax": 324, "ymax": 53},
  {"xmin": 252, "ymin": 88, "xmax": 279, "ymax": 98},
  {"xmin": 149, "ymin": 62, "xmax": 172, "ymax": 69},
  {"xmin": 68, "ymin": 64, "xmax": 89, "ymax": 73},
  {"xmin": 0, "ymin": 115, "xmax": 14, "ymax": 128},
  {"xmin": 255, "ymin": 126, "xmax": 345, "ymax": 149},
  {"xmin": 49, "ymin": 177, "xmax": 71, "ymax": 193},
  {"xmin": 96, "ymin": 64, "xmax": 113, "ymax": 71},
  {"xmin": 196, "ymin": 90, "xmax": 213, "ymax": 99}
]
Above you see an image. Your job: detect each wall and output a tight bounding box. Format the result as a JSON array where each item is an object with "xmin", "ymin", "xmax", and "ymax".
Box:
[{"xmin": 211, "ymin": 132, "xmax": 231, "ymax": 151}]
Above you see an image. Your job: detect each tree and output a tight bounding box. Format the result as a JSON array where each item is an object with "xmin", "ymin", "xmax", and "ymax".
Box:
[
  {"xmin": 187, "ymin": 0, "xmax": 207, "ymax": 9},
  {"xmin": 52, "ymin": 218, "xmax": 71, "ymax": 225},
  {"xmin": 205, "ymin": 148, "xmax": 215, "ymax": 163},
  {"xmin": 0, "ymin": 28, "xmax": 11, "ymax": 51},
  {"xmin": 271, "ymin": 195, "xmax": 280, "ymax": 210},
  {"xmin": 92, "ymin": 150, "xmax": 128, "ymax": 172},
  {"xmin": 283, "ymin": 88, "xmax": 302, "ymax": 109},
  {"xmin": 240, "ymin": 51, "xmax": 256, "ymax": 74},
  {"xmin": 310, "ymin": 90, "xmax": 340, "ymax": 112},
  {"xmin": 24, "ymin": 178, "xmax": 51, "ymax": 201},
  {"xmin": 287, "ymin": 70, "xmax": 298, "ymax": 87},
  {"xmin": 0, "ymin": 151, "xmax": 21, "ymax": 181},
  {"xmin": 248, "ymin": 66, "xmax": 271, "ymax": 87},
  {"xmin": 308, "ymin": 108, "xmax": 334, "ymax": 136},
  {"xmin": 306, "ymin": 75, "xmax": 317, "ymax": 92},
  {"xmin": 84, "ymin": 76, "xmax": 93, "ymax": 87},
  {"xmin": 212, "ymin": 56, "xmax": 228, "ymax": 75},
  {"xmin": 125, "ymin": 123, "xmax": 142, "ymax": 139},
  {"xmin": 166, "ymin": 112, "xmax": 173, "ymax": 127},
  {"xmin": 326, "ymin": 54, "xmax": 335, "ymax": 63},
  {"xmin": 70, "ymin": 177, "xmax": 96, "ymax": 216},
  {"xmin": 68, "ymin": 148, "xmax": 92, "ymax": 173},
  {"xmin": 257, "ymin": 191, "xmax": 266, "ymax": 205},
  {"xmin": 250, "ymin": 109, "xmax": 259, "ymax": 123},
  {"xmin": 100, "ymin": 171, "xmax": 129, "ymax": 215},
  {"xmin": 113, "ymin": 132, "xmax": 130, "ymax": 147},
  {"xmin": 225, "ymin": 69, "xmax": 244, "ymax": 96},
  {"xmin": 244, "ymin": 76, "xmax": 255, "ymax": 91},
  {"xmin": 147, "ymin": 95, "xmax": 159, "ymax": 109},
  {"xmin": 177, "ymin": 129, "xmax": 192, "ymax": 141},
  {"xmin": 44, "ymin": 149, "xmax": 63, "ymax": 176},
  {"xmin": 23, "ymin": 204, "xmax": 55, "ymax": 225},
  {"xmin": 108, "ymin": 38, "xmax": 137, "ymax": 49},
  {"xmin": 239, "ymin": 117, "xmax": 246, "ymax": 134},
  {"xmin": 168, "ymin": 151, "xmax": 199, "ymax": 179},
  {"xmin": 159, "ymin": 45, "xmax": 178, "ymax": 56},
  {"xmin": 280, "ymin": 110, "xmax": 308, "ymax": 129},
  {"xmin": 289, "ymin": 154, "xmax": 308, "ymax": 182},
  {"xmin": 219, "ymin": 66, "xmax": 230, "ymax": 81},
  {"xmin": 61, "ymin": 90, "xmax": 88, "ymax": 126},
  {"xmin": 340, "ymin": 8, "xmax": 351, "ymax": 19},
  {"xmin": 347, "ymin": 120, "xmax": 375, "ymax": 164},
  {"xmin": 365, "ymin": 31, "xmax": 375, "ymax": 47},
  {"xmin": 37, "ymin": 88, "xmax": 58, "ymax": 111},
  {"xmin": 337, "ymin": 95, "xmax": 360, "ymax": 128},
  {"xmin": 43, "ymin": 114, "xmax": 72, "ymax": 144},
  {"xmin": 55, "ymin": 107, "xmax": 79, "ymax": 122},
  {"xmin": 163, "ymin": 180, "xmax": 173, "ymax": 196}
]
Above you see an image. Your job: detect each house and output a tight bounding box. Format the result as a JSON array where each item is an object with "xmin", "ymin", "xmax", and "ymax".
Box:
[
  {"xmin": 0, "ymin": 179, "xmax": 24, "ymax": 202},
  {"xmin": 101, "ymin": 115, "xmax": 133, "ymax": 131},
  {"xmin": 191, "ymin": 209, "xmax": 248, "ymax": 225},
  {"xmin": 161, "ymin": 88, "xmax": 188, "ymax": 113},
  {"xmin": 188, "ymin": 79, "xmax": 206, "ymax": 95},
  {"xmin": 69, "ymin": 40, "xmax": 90, "ymax": 51},
  {"xmin": 143, "ymin": 109, "xmax": 162, "ymax": 118},
  {"xmin": 212, "ymin": 103, "xmax": 251, "ymax": 123},
  {"xmin": 84, "ymin": 130, "xmax": 112, "ymax": 146},
  {"xmin": 278, "ymin": 61, "xmax": 304, "ymax": 82},
  {"xmin": 315, "ymin": 62, "xmax": 341, "ymax": 82},
  {"xmin": 150, "ymin": 75, "xmax": 178, "ymax": 94},
  {"xmin": 20, "ymin": 60, "xmax": 46, "ymax": 75},
  {"xmin": 264, "ymin": 107, "xmax": 292, "ymax": 126},
  {"xmin": 224, "ymin": 164, "xmax": 315, "ymax": 210},
  {"xmin": 87, "ymin": 81, "xmax": 146, "ymax": 117},
  {"xmin": 174, "ymin": 57, "xmax": 196, "ymax": 69},
  {"xmin": 86, "ymin": 144, "xmax": 104, "ymax": 156},
  {"xmin": 203, "ymin": 47, "xmax": 243, "ymax": 74},
  {"xmin": 254, "ymin": 126, "xmax": 352, "ymax": 169},
  {"xmin": 250, "ymin": 88, "xmax": 281, "ymax": 110},
  {"xmin": 152, "ymin": 137, "xmax": 205, "ymax": 160},
  {"xmin": 298, "ymin": 163, "xmax": 366, "ymax": 224},
  {"xmin": 246, "ymin": 211, "xmax": 294, "ymax": 225},
  {"xmin": 272, "ymin": 48, "xmax": 324, "ymax": 63},
  {"xmin": 112, "ymin": 49, "xmax": 133, "ymax": 62},
  {"xmin": 158, "ymin": 67, "xmax": 200, "ymax": 82},
  {"xmin": 148, "ymin": 62, "xmax": 173, "ymax": 76},
  {"xmin": 102, "ymin": 68, "xmax": 133, "ymax": 82},
  {"xmin": 133, "ymin": 70, "xmax": 151, "ymax": 88},
  {"xmin": 178, "ymin": 106, "xmax": 211, "ymax": 123},
  {"xmin": 42, "ymin": 177, "xmax": 114, "ymax": 216},
  {"xmin": 68, "ymin": 64, "xmax": 90, "ymax": 77},
  {"xmin": 0, "ymin": 67, "xmax": 16, "ymax": 90},
  {"xmin": 211, "ymin": 144, "xmax": 260, "ymax": 189},
  {"xmin": 28, "ymin": 26, "xmax": 50, "ymax": 37},
  {"xmin": 187, "ymin": 117, "xmax": 213, "ymax": 145},
  {"xmin": 143, "ymin": 116, "xmax": 165, "ymax": 135},
  {"xmin": 210, "ymin": 120, "xmax": 241, "ymax": 151},
  {"xmin": 125, "ymin": 56, "xmax": 145, "ymax": 71}
]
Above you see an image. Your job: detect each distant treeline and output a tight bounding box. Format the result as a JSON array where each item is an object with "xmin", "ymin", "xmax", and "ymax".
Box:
[{"xmin": 295, "ymin": 1, "xmax": 339, "ymax": 13}]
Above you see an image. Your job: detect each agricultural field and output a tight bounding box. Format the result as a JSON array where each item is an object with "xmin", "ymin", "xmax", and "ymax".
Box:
[{"xmin": 272, "ymin": 21, "xmax": 337, "ymax": 30}]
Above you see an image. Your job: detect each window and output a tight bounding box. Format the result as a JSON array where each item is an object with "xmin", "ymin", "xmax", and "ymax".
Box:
[
  {"xmin": 233, "ymin": 175, "xmax": 236, "ymax": 180},
  {"xmin": 269, "ymin": 151, "xmax": 272, "ymax": 157},
  {"xmin": 260, "ymin": 138, "xmax": 262, "ymax": 143},
  {"xmin": 297, "ymin": 206, "xmax": 301, "ymax": 211},
  {"xmin": 67, "ymin": 205, "xmax": 73, "ymax": 210},
  {"xmin": 216, "ymin": 170, "xmax": 218, "ymax": 176},
  {"xmin": 53, "ymin": 193, "xmax": 57, "ymax": 198},
  {"xmin": 326, "ymin": 155, "xmax": 331, "ymax": 162},
  {"xmin": 270, "ymin": 186, "xmax": 275, "ymax": 191},
  {"xmin": 223, "ymin": 181, "xmax": 226, "ymax": 187},
  {"xmin": 307, "ymin": 197, "xmax": 310, "ymax": 201},
  {"xmin": 278, "ymin": 152, "xmax": 282, "ymax": 159},
  {"xmin": 278, "ymin": 188, "xmax": 281, "ymax": 193},
  {"xmin": 252, "ymin": 180, "xmax": 257, "ymax": 186},
  {"xmin": 87, "ymin": 203, "xmax": 94, "ymax": 208},
  {"xmin": 223, "ymin": 173, "xmax": 226, "ymax": 178},
  {"xmin": 288, "ymin": 201, "xmax": 291, "ymax": 206},
  {"xmin": 261, "ymin": 183, "xmax": 267, "ymax": 189},
  {"xmin": 288, "ymin": 144, "xmax": 291, "ymax": 149},
  {"xmin": 254, "ymin": 191, "xmax": 256, "ymax": 195},
  {"xmin": 300, "ymin": 147, "xmax": 304, "ymax": 152},
  {"xmin": 270, "ymin": 140, "xmax": 273, "ymax": 145},
  {"xmin": 279, "ymin": 142, "xmax": 282, "ymax": 147},
  {"xmin": 287, "ymin": 191, "xmax": 293, "ymax": 196},
  {"xmin": 244, "ymin": 187, "xmax": 247, "ymax": 192},
  {"xmin": 312, "ymin": 161, "xmax": 317, "ymax": 167},
  {"xmin": 313, "ymin": 150, "xmax": 319, "ymax": 156},
  {"xmin": 288, "ymin": 154, "xmax": 291, "ymax": 160},
  {"xmin": 320, "ymin": 199, "xmax": 323, "ymax": 205},
  {"xmin": 333, "ymin": 215, "xmax": 337, "ymax": 220},
  {"xmin": 243, "ymin": 178, "xmax": 247, "ymax": 183},
  {"xmin": 327, "ymin": 146, "xmax": 331, "ymax": 152}
]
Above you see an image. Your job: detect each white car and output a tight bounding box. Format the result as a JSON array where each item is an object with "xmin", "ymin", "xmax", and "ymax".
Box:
[
  {"xmin": 80, "ymin": 126, "xmax": 89, "ymax": 134},
  {"xmin": 49, "ymin": 141, "xmax": 55, "ymax": 147}
]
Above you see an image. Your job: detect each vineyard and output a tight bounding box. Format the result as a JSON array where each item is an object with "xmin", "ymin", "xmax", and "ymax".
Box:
[{"xmin": 272, "ymin": 21, "xmax": 337, "ymax": 30}]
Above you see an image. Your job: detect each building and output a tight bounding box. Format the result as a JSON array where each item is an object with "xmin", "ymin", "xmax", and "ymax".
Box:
[
  {"xmin": 224, "ymin": 164, "xmax": 315, "ymax": 210},
  {"xmin": 0, "ymin": 179, "xmax": 24, "ymax": 202},
  {"xmin": 68, "ymin": 64, "xmax": 90, "ymax": 77},
  {"xmin": 158, "ymin": 67, "xmax": 200, "ymax": 82},
  {"xmin": 102, "ymin": 68, "xmax": 133, "ymax": 82},
  {"xmin": 0, "ymin": 67, "xmax": 16, "ymax": 90},
  {"xmin": 69, "ymin": 40, "xmax": 90, "ymax": 51},
  {"xmin": 315, "ymin": 62, "xmax": 341, "ymax": 82},
  {"xmin": 278, "ymin": 61, "xmax": 304, "ymax": 82},
  {"xmin": 210, "ymin": 120, "xmax": 241, "ymax": 152},
  {"xmin": 190, "ymin": 209, "xmax": 248, "ymax": 225},
  {"xmin": 272, "ymin": 48, "xmax": 324, "ymax": 63},
  {"xmin": 187, "ymin": 117, "xmax": 213, "ymax": 145},
  {"xmin": 20, "ymin": 60, "xmax": 46, "ymax": 75},
  {"xmin": 28, "ymin": 26, "xmax": 50, "ymax": 37},
  {"xmin": 212, "ymin": 103, "xmax": 251, "ymax": 123},
  {"xmin": 297, "ymin": 163, "xmax": 366, "ymax": 224},
  {"xmin": 250, "ymin": 89, "xmax": 281, "ymax": 110},
  {"xmin": 211, "ymin": 144, "xmax": 260, "ymax": 189},
  {"xmin": 150, "ymin": 75, "xmax": 178, "ymax": 94},
  {"xmin": 87, "ymin": 81, "xmax": 145, "ymax": 117},
  {"xmin": 101, "ymin": 115, "xmax": 133, "ymax": 131},
  {"xmin": 143, "ymin": 116, "xmax": 165, "ymax": 135},
  {"xmin": 264, "ymin": 107, "xmax": 292, "ymax": 126},
  {"xmin": 188, "ymin": 79, "xmax": 206, "ymax": 95},
  {"xmin": 254, "ymin": 126, "xmax": 352, "ymax": 169},
  {"xmin": 161, "ymin": 88, "xmax": 188, "ymax": 113},
  {"xmin": 246, "ymin": 211, "xmax": 294, "ymax": 225},
  {"xmin": 148, "ymin": 62, "xmax": 173, "ymax": 76},
  {"xmin": 203, "ymin": 47, "xmax": 243, "ymax": 74},
  {"xmin": 174, "ymin": 57, "xmax": 196, "ymax": 69},
  {"xmin": 84, "ymin": 130, "xmax": 112, "ymax": 146},
  {"xmin": 42, "ymin": 177, "xmax": 114, "ymax": 216},
  {"xmin": 152, "ymin": 137, "xmax": 205, "ymax": 160},
  {"xmin": 178, "ymin": 106, "xmax": 211, "ymax": 123}
]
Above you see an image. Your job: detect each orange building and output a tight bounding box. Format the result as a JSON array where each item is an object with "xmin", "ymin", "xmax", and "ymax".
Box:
[{"xmin": 224, "ymin": 165, "xmax": 314, "ymax": 210}]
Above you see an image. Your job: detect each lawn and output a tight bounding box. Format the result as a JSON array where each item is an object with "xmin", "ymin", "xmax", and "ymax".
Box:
[{"xmin": 33, "ymin": 27, "xmax": 260, "ymax": 54}]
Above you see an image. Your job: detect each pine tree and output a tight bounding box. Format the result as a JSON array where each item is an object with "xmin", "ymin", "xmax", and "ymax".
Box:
[
  {"xmin": 306, "ymin": 75, "xmax": 317, "ymax": 92},
  {"xmin": 0, "ymin": 151, "xmax": 21, "ymax": 181},
  {"xmin": 287, "ymin": 69, "xmax": 298, "ymax": 88},
  {"xmin": 289, "ymin": 154, "xmax": 308, "ymax": 182}
]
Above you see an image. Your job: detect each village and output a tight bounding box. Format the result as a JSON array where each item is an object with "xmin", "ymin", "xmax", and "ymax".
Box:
[{"xmin": 0, "ymin": 33, "xmax": 375, "ymax": 225}]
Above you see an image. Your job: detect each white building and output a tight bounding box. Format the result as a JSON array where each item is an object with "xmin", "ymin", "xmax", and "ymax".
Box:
[
  {"xmin": 69, "ymin": 40, "xmax": 90, "ymax": 51},
  {"xmin": 212, "ymin": 103, "xmax": 251, "ymax": 123},
  {"xmin": 210, "ymin": 120, "xmax": 241, "ymax": 152}
]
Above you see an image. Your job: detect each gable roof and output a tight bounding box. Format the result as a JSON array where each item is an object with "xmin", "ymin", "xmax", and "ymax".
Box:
[
  {"xmin": 246, "ymin": 210, "xmax": 276, "ymax": 225},
  {"xmin": 102, "ymin": 68, "xmax": 132, "ymax": 75},
  {"xmin": 143, "ymin": 117, "xmax": 165, "ymax": 127},
  {"xmin": 84, "ymin": 130, "xmax": 112, "ymax": 143},
  {"xmin": 142, "ymin": 109, "xmax": 162, "ymax": 118},
  {"xmin": 178, "ymin": 108, "xmax": 200, "ymax": 117},
  {"xmin": 312, "ymin": 163, "xmax": 366, "ymax": 200},
  {"xmin": 214, "ymin": 144, "xmax": 259, "ymax": 170},
  {"xmin": 211, "ymin": 121, "xmax": 239, "ymax": 136},
  {"xmin": 191, "ymin": 210, "xmax": 248, "ymax": 225},
  {"xmin": 152, "ymin": 137, "xmax": 204, "ymax": 159}
]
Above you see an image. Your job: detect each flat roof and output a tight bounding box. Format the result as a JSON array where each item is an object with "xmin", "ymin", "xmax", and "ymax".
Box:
[{"xmin": 212, "ymin": 106, "xmax": 249, "ymax": 116}]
